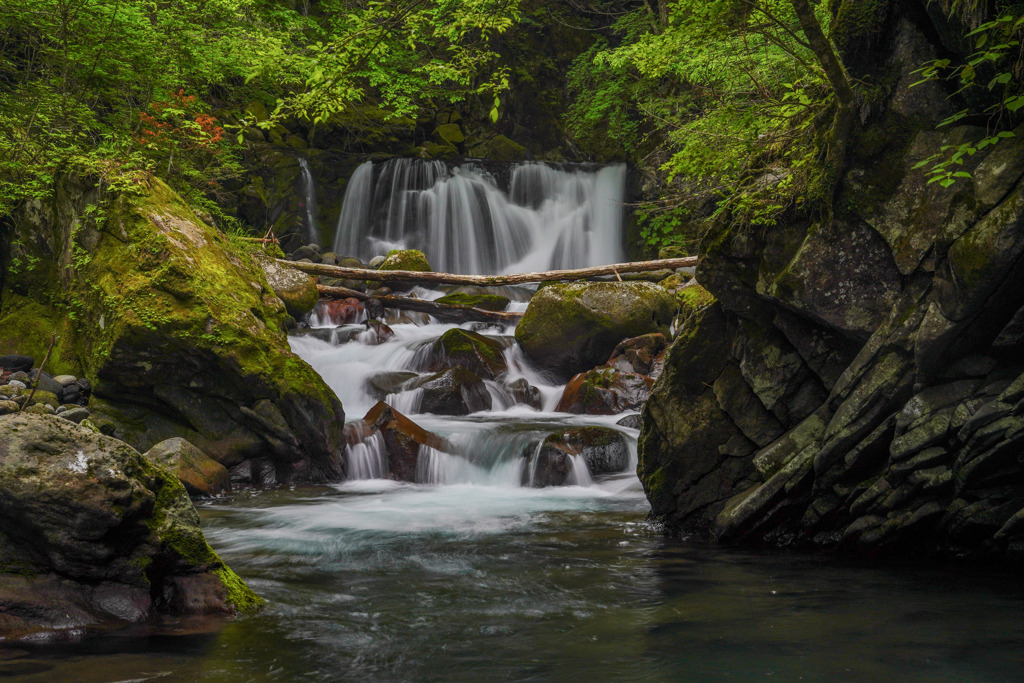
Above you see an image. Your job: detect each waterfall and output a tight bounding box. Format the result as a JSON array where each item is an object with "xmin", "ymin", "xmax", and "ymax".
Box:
[
  {"xmin": 297, "ymin": 158, "xmax": 319, "ymax": 246},
  {"xmin": 330, "ymin": 159, "xmax": 627, "ymax": 274},
  {"xmin": 333, "ymin": 160, "xmax": 374, "ymax": 256}
]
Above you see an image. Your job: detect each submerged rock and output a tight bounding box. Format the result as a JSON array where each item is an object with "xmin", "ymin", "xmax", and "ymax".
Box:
[
  {"xmin": 0, "ymin": 414, "xmax": 261, "ymax": 640},
  {"xmin": 515, "ymin": 282, "xmax": 676, "ymax": 378}
]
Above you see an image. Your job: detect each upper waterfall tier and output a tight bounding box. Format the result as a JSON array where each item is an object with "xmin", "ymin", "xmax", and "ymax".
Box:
[{"xmin": 332, "ymin": 159, "xmax": 627, "ymax": 274}]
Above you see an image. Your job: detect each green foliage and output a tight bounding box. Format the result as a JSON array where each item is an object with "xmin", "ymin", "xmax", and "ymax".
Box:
[
  {"xmin": 272, "ymin": 0, "xmax": 521, "ymax": 126},
  {"xmin": 911, "ymin": 4, "xmax": 1024, "ymax": 186},
  {"xmin": 0, "ymin": 0, "xmax": 319, "ymax": 214},
  {"xmin": 565, "ymin": 0, "xmax": 835, "ymax": 250}
]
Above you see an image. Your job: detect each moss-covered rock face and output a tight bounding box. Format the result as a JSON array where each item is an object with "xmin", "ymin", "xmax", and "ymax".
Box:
[
  {"xmin": 379, "ymin": 249, "xmax": 431, "ymax": 272},
  {"xmin": 515, "ymin": 281, "xmax": 676, "ymax": 378},
  {"xmin": 0, "ymin": 413, "xmax": 262, "ymax": 640},
  {"xmin": 1, "ymin": 176, "xmax": 346, "ymax": 483}
]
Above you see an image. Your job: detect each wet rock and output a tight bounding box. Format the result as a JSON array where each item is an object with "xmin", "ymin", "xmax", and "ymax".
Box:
[
  {"xmin": 425, "ymin": 329, "xmax": 508, "ymax": 380},
  {"xmin": 377, "ymin": 249, "xmax": 431, "ymax": 290},
  {"xmin": 556, "ymin": 368, "xmax": 654, "ymax": 415},
  {"xmin": 0, "ymin": 414, "xmax": 261, "ymax": 640},
  {"xmin": 289, "ymin": 244, "xmax": 320, "ymax": 262},
  {"xmin": 508, "ymin": 378, "xmax": 543, "ymax": 410},
  {"xmin": 365, "ymin": 371, "xmax": 419, "ymax": 401},
  {"xmin": 27, "ymin": 370, "xmax": 63, "ymax": 398},
  {"xmin": 605, "ymin": 333, "xmax": 668, "ymax": 376},
  {"xmin": 515, "ymin": 282, "xmax": 676, "ymax": 378},
  {"xmin": 57, "ymin": 406, "xmax": 91, "ymax": 424},
  {"xmin": 412, "ymin": 368, "xmax": 492, "ymax": 416},
  {"xmin": 616, "ymin": 414, "xmax": 642, "ymax": 430},
  {"xmin": 144, "ymin": 438, "xmax": 231, "ymax": 497},
  {"xmin": 527, "ymin": 426, "xmax": 628, "ymax": 486},
  {"xmin": 359, "ymin": 402, "xmax": 451, "ymax": 482},
  {"xmin": 368, "ymin": 255, "xmax": 386, "ymax": 268},
  {"xmin": 314, "ymin": 298, "xmax": 365, "ymax": 326}
]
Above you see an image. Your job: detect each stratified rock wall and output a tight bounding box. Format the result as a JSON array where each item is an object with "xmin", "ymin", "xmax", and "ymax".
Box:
[{"xmin": 639, "ymin": 5, "xmax": 1024, "ymax": 559}]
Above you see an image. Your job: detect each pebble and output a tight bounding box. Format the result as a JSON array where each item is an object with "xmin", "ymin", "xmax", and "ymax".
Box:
[{"xmin": 8, "ymin": 380, "xmax": 26, "ymax": 390}]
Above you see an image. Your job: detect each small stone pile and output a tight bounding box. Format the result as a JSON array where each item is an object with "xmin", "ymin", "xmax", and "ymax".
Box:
[{"xmin": 0, "ymin": 354, "xmax": 92, "ymax": 422}]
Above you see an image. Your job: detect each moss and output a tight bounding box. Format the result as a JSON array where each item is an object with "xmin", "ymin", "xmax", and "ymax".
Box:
[
  {"xmin": 677, "ymin": 285, "xmax": 716, "ymax": 318},
  {"xmin": 379, "ymin": 249, "xmax": 431, "ymax": 272},
  {"xmin": 435, "ymin": 292, "xmax": 510, "ymax": 311},
  {"xmin": 643, "ymin": 465, "xmax": 667, "ymax": 500},
  {"xmin": 0, "ymin": 294, "xmax": 81, "ymax": 376},
  {"xmin": 214, "ymin": 565, "xmax": 265, "ymax": 613}
]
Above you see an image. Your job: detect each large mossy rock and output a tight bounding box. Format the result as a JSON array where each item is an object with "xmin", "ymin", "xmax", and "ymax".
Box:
[
  {"xmin": 0, "ymin": 176, "xmax": 346, "ymax": 484},
  {"xmin": 514, "ymin": 282, "xmax": 676, "ymax": 378},
  {"xmin": 0, "ymin": 414, "xmax": 261, "ymax": 640}
]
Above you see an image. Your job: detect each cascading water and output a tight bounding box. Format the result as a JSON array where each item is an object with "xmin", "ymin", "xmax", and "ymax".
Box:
[
  {"xmin": 330, "ymin": 158, "xmax": 627, "ymax": 274},
  {"xmin": 297, "ymin": 157, "xmax": 319, "ymax": 246}
]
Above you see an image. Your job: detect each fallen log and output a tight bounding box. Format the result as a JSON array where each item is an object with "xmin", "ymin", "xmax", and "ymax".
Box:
[
  {"xmin": 284, "ymin": 256, "xmax": 699, "ymax": 287},
  {"xmin": 317, "ymin": 285, "xmax": 523, "ymax": 325}
]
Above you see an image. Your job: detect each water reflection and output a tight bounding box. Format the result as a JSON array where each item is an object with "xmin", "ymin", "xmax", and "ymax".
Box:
[{"xmin": 4, "ymin": 483, "xmax": 1024, "ymax": 682}]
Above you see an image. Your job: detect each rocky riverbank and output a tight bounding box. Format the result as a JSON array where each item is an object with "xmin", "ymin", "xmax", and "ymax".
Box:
[{"xmin": 638, "ymin": 8, "xmax": 1024, "ymax": 561}]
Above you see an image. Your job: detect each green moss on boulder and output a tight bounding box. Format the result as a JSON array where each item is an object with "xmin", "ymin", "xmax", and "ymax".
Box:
[
  {"xmin": 0, "ymin": 414, "xmax": 262, "ymax": 639},
  {"xmin": 379, "ymin": 249, "xmax": 432, "ymax": 272},
  {"xmin": 2, "ymin": 176, "xmax": 346, "ymax": 483},
  {"xmin": 515, "ymin": 281, "xmax": 676, "ymax": 378}
]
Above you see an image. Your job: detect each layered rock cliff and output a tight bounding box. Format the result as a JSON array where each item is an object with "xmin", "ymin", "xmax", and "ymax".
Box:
[{"xmin": 638, "ymin": 5, "xmax": 1024, "ymax": 559}]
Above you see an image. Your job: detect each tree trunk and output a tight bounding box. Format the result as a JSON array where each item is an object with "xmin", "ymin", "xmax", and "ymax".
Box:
[
  {"xmin": 317, "ymin": 285, "xmax": 524, "ymax": 325},
  {"xmin": 284, "ymin": 256, "xmax": 698, "ymax": 287},
  {"xmin": 789, "ymin": 0, "xmax": 857, "ymax": 200}
]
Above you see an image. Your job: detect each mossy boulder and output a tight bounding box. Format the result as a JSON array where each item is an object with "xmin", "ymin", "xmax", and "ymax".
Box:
[
  {"xmin": 435, "ymin": 292, "xmax": 510, "ymax": 311},
  {"xmin": 556, "ymin": 367, "xmax": 654, "ymax": 415},
  {"xmin": 255, "ymin": 254, "xmax": 319, "ymax": 319},
  {"xmin": 1, "ymin": 176, "xmax": 346, "ymax": 483},
  {"xmin": 469, "ymin": 135, "xmax": 527, "ymax": 162},
  {"xmin": 144, "ymin": 437, "xmax": 231, "ymax": 497},
  {"xmin": 514, "ymin": 282, "xmax": 676, "ymax": 378},
  {"xmin": 425, "ymin": 329, "xmax": 508, "ymax": 380},
  {"xmin": 0, "ymin": 414, "xmax": 261, "ymax": 640},
  {"xmin": 378, "ymin": 249, "xmax": 432, "ymax": 272}
]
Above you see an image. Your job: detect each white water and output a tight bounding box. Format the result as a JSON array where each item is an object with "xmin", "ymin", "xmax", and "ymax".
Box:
[
  {"xmin": 298, "ymin": 157, "xmax": 319, "ymax": 246},
  {"xmin": 330, "ymin": 159, "xmax": 627, "ymax": 274},
  {"xmin": 288, "ymin": 158, "xmax": 640, "ymax": 506}
]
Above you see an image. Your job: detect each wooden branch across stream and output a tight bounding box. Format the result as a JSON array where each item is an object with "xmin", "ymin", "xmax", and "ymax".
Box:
[{"xmin": 281, "ymin": 256, "xmax": 699, "ymax": 287}]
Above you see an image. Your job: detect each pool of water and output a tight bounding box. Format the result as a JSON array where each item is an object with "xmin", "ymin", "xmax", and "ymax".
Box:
[{"xmin": 4, "ymin": 476, "xmax": 1024, "ymax": 682}]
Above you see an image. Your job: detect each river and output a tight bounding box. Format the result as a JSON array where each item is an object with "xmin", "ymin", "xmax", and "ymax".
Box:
[{"xmin": 3, "ymin": 160, "xmax": 1024, "ymax": 681}]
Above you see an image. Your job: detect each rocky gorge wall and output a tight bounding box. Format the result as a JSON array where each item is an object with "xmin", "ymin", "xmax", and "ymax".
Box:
[{"xmin": 638, "ymin": 6, "xmax": 1024, "ymax": 559}]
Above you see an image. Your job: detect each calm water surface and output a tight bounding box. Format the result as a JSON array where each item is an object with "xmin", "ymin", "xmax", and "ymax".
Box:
[{"xmin": 4, "ymin": 475, "xmax": 1024, "ymax": 682}]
